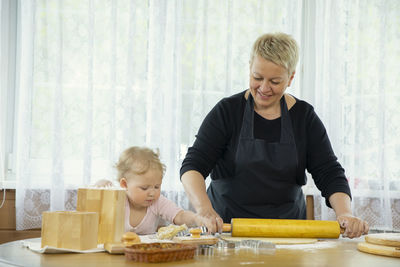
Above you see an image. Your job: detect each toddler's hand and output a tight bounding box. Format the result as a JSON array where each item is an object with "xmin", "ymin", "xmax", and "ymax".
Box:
[{"xmin": 93, "ymin": 179, "xmax": 113, "ymax": 188}]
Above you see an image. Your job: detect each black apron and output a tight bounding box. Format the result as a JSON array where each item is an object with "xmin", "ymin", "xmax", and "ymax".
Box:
[{"xmin": 207, "ymin": 93, "xmax": 306, "ymax": 222}]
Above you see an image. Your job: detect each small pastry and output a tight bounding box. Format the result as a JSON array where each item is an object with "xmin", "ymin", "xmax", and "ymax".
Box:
[
  {"xmin": 189, "ymin": 228, "xmax": 202, "ymax": 238},
  {"xmin": 121, "ymin": 232, "xmax": 141, "ymax": 246}
]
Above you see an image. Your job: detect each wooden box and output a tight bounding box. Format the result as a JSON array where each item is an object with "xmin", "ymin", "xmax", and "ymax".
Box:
[
  {"xmin": 41, "ymin": 211, "xmax": 99, "ymax": 250},
  {"xmin": 76, "ymin": 188, "xmax": 125, "ymax": 244}
]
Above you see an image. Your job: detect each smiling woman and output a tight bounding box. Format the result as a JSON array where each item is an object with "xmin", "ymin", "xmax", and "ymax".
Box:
[
  {"xmin": 249, "ymin": 55, "xmax": 295, "ymax": 119},
  {"xmin": 180, "ymin": 32, "xmax": 370, "ymax": 239},
  {"xmin": 247, "ymin": 33, "xmax": 298, "ymax": 120}
]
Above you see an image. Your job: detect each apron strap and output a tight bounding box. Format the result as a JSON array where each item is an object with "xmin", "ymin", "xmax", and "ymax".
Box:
[{"xmin": 240, "ymin": 93, "xmax": 295, "ymax": 144}]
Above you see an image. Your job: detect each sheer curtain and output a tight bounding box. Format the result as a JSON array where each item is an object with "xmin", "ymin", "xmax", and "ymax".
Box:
[
  {"xmin": 14, "ymin": 0, "xmax": 399, "ymax": 231},
  {"xmin": 15, "ymin": 0, "xmax": 302, "ymax": 230},
  {"xmin": 302, "ymin": 0, "xmax": 400, "ymax": 231}
]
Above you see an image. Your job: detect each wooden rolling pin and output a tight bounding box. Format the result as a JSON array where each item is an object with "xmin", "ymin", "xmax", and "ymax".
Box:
[{"xmin": 221, "ymin": 218, "xmax": 344, "ymax": 239}]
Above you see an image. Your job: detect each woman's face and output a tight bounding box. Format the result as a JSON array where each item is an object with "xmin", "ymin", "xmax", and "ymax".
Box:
[
  {"xmin": 120, "ymin": 168, "xmax": 162, "ymax": 210},
  {"xmin": 249, "ymin": 55, "xmax": 295, "ymax": 113}
]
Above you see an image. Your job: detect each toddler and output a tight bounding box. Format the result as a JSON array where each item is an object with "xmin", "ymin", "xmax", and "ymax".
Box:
[{"xmin": 96, "ymin": 146, "xmax": 207, "ymax": 235}]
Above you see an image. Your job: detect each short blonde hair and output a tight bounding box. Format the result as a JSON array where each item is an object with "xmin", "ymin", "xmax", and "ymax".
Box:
[
  {"xmin": 115, "ymin": 146, "xmax": 166, "ymax": 181},
  {"xmin": 250, "ymin": 32, "xmax": 299, "ymax": 75}
]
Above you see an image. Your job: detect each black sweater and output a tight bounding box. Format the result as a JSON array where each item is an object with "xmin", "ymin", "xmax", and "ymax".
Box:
[{"xmin": 180, "ymin": 90, "xmax": 351, "ymax": 208}]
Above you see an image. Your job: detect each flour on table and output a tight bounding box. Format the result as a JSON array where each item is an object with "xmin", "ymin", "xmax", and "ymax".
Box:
[{"xmin": 276, "ymin": 240, "xmax": 338, "ymax": 250}]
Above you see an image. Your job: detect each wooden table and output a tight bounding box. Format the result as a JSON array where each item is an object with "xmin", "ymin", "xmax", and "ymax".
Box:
[{"xmin": 0, "ymin": 237, "xmax": 399, "ymax": 267}]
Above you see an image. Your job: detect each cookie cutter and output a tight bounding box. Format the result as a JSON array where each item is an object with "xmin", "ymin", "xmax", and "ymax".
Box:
[
  {"xmin": 195, "ymin": 244, "xmax": 215, "ymax": 257},
  {"xmin": 214, "ymin": 233, "xmax": 275, "ymax": 254}
]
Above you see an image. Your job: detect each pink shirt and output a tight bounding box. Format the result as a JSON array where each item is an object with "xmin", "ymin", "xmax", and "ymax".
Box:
[{"xmin": 125, "ymin": 195, "xmax": 183, "ymax": 234}]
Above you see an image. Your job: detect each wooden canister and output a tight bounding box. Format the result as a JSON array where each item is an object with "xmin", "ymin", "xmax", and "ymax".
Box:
[
  {"xmin": 41, "ymin": 211, "xmax": 99, "ymax": 250},
  {"xmin": 77, "ymin": 188, "xmax": 126, "ymax": 244}
]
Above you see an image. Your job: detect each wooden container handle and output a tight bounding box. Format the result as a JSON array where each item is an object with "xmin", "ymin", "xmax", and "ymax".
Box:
[{"xmin": 222, "ymin": 223, "xmax": 231, "ymax": 232}]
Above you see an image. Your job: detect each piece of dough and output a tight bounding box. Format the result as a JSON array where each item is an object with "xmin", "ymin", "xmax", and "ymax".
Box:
[
  {"xmin": 189, "ymin": 228, "xmax": 202, "ymax": 238},
  {"xmin": 156, "ymin": 224, "xmax": 188, "ymax": 240},
  {"xmin": 358, "ymin": 242, "xmax": 400, "ymax": 258},
  {"xmin": 221, "ymin": 235, "xmax": 318, "ymax": 244},
  {"xmin": 121, "ymin": 232, "xmax": 141, "ymax": 246},
  {"xmin": 365, "ymin": 233, "xmax": 400, "ymax": 247}
]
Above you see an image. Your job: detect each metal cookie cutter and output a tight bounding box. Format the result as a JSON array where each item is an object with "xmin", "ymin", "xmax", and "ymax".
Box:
[
  {"xmin": 195, "ymin": 244, "xmax": 215, "ymax": 257},
  {"xmin": 214, "ymin": 233, "xmax": 241, "ymax": 249},
  {"xmin": 214, "ymin": 233, "xmax": 275, "ymax": 254}
]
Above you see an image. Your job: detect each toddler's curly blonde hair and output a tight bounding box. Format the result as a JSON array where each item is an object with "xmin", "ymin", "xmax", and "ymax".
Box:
[{"xmin": 115, "ymin": 146, "xmax": 166, "ymax": 181}]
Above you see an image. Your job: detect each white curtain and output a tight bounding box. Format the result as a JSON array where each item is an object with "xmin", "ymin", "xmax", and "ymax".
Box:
[
  {"xmin": 302, "ymin": 0, "xmax": 400, "ymax": 231},
  {"xmin": 15, "ymin": 0, "xmax": 302, "ymax": 230},
  {"xmin": 14, "ymin": 0, "xmax": 399, "ymax": 231}
]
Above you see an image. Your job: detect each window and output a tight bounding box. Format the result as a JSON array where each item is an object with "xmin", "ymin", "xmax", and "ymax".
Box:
[
  {"xmin": 3, "ymin": 0, "xmax": 400, "ymax": 231},
  {"xmin": 9, "ymin": 0, "xmax": 302, "ymax": 189},
  {"xmin": 0, "ymin": 0, "xmax": 17, "ymax": 189}
]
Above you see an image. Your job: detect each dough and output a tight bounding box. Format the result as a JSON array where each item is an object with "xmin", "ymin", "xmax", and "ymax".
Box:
[
  {"xmin": 189, "ymin": 228, "xmax": 202, "ymax": 238},
  {"xmin": 221, "ymin": 235, "xmax": 318, "ymax": 244},
  {"xmin": 156, "ymin": 224, "xmax": 188, "ymax": 240},
  {"xmin": 365, "ymin": 233, "xmax": 400, "ymax": 247},
  {"xmin": 121, "ymin": 232, "xmax": 141, "ymax": 246},
  {"xmin": 358, "ymin": 242, "xmax": 400, "ymax": 258}
]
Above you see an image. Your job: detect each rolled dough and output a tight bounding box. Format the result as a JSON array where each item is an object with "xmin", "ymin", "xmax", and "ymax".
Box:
[
  {"xmin": 221, "ymin": 235, "xmax": 318, "ymax": 244},
  {"xmin": 358, "ymin": 241, "xmax": 400, "ymax": 258},
  {"xmin": 365, "ymin": 233, "xmax": 400, "ymax": 247}
]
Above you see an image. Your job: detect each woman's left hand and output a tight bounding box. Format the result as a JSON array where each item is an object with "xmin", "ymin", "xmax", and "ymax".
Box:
[{"xmin": 337, "ymin": 214, "xmax": 369, "ymax": 238}]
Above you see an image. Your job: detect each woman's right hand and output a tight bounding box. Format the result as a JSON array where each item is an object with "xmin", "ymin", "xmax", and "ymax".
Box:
[
  {"xmin": 197, "ymin": 206, "xmax": 224, "ymax": 234},
  {"xmin": 93, "ymin": 179, "xmax": 113, "ymax": 188},
  {"xmin": 181, "ymin": 171, "xmax": 223, "ymax": 233}
]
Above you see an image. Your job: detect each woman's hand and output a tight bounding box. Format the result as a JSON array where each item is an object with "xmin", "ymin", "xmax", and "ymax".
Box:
[
  {"xmin": 174, "ymin": 209, "xmax": 223, "ymax": 233},
  {"xmin": 181, "ymin": 171, "xmax": 223, "ymax": 233},
  {"xmin": 337, "ymin": 213, "xmax": 369, "ymax": 238},
  {"xmin": 196, "ymin": 206, "xmax": 224, "ymax": 234},
  {"xmin": 93, "ymin": 179, "xmax": 113, "ymax": 188},
  {"xmin": 329, "ymin": 192, "xmax": 369, "ymax": 238}
]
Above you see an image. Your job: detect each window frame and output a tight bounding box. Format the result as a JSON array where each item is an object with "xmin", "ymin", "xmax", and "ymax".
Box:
[{"xmin": 1, "ymin": 0, "xmax": 18, "ymax": 189}]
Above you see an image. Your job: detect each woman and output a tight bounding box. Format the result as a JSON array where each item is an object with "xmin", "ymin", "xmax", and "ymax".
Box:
[{"xmin": 180, "ymin": 32, "xmax": 369, "ymax": 238}]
